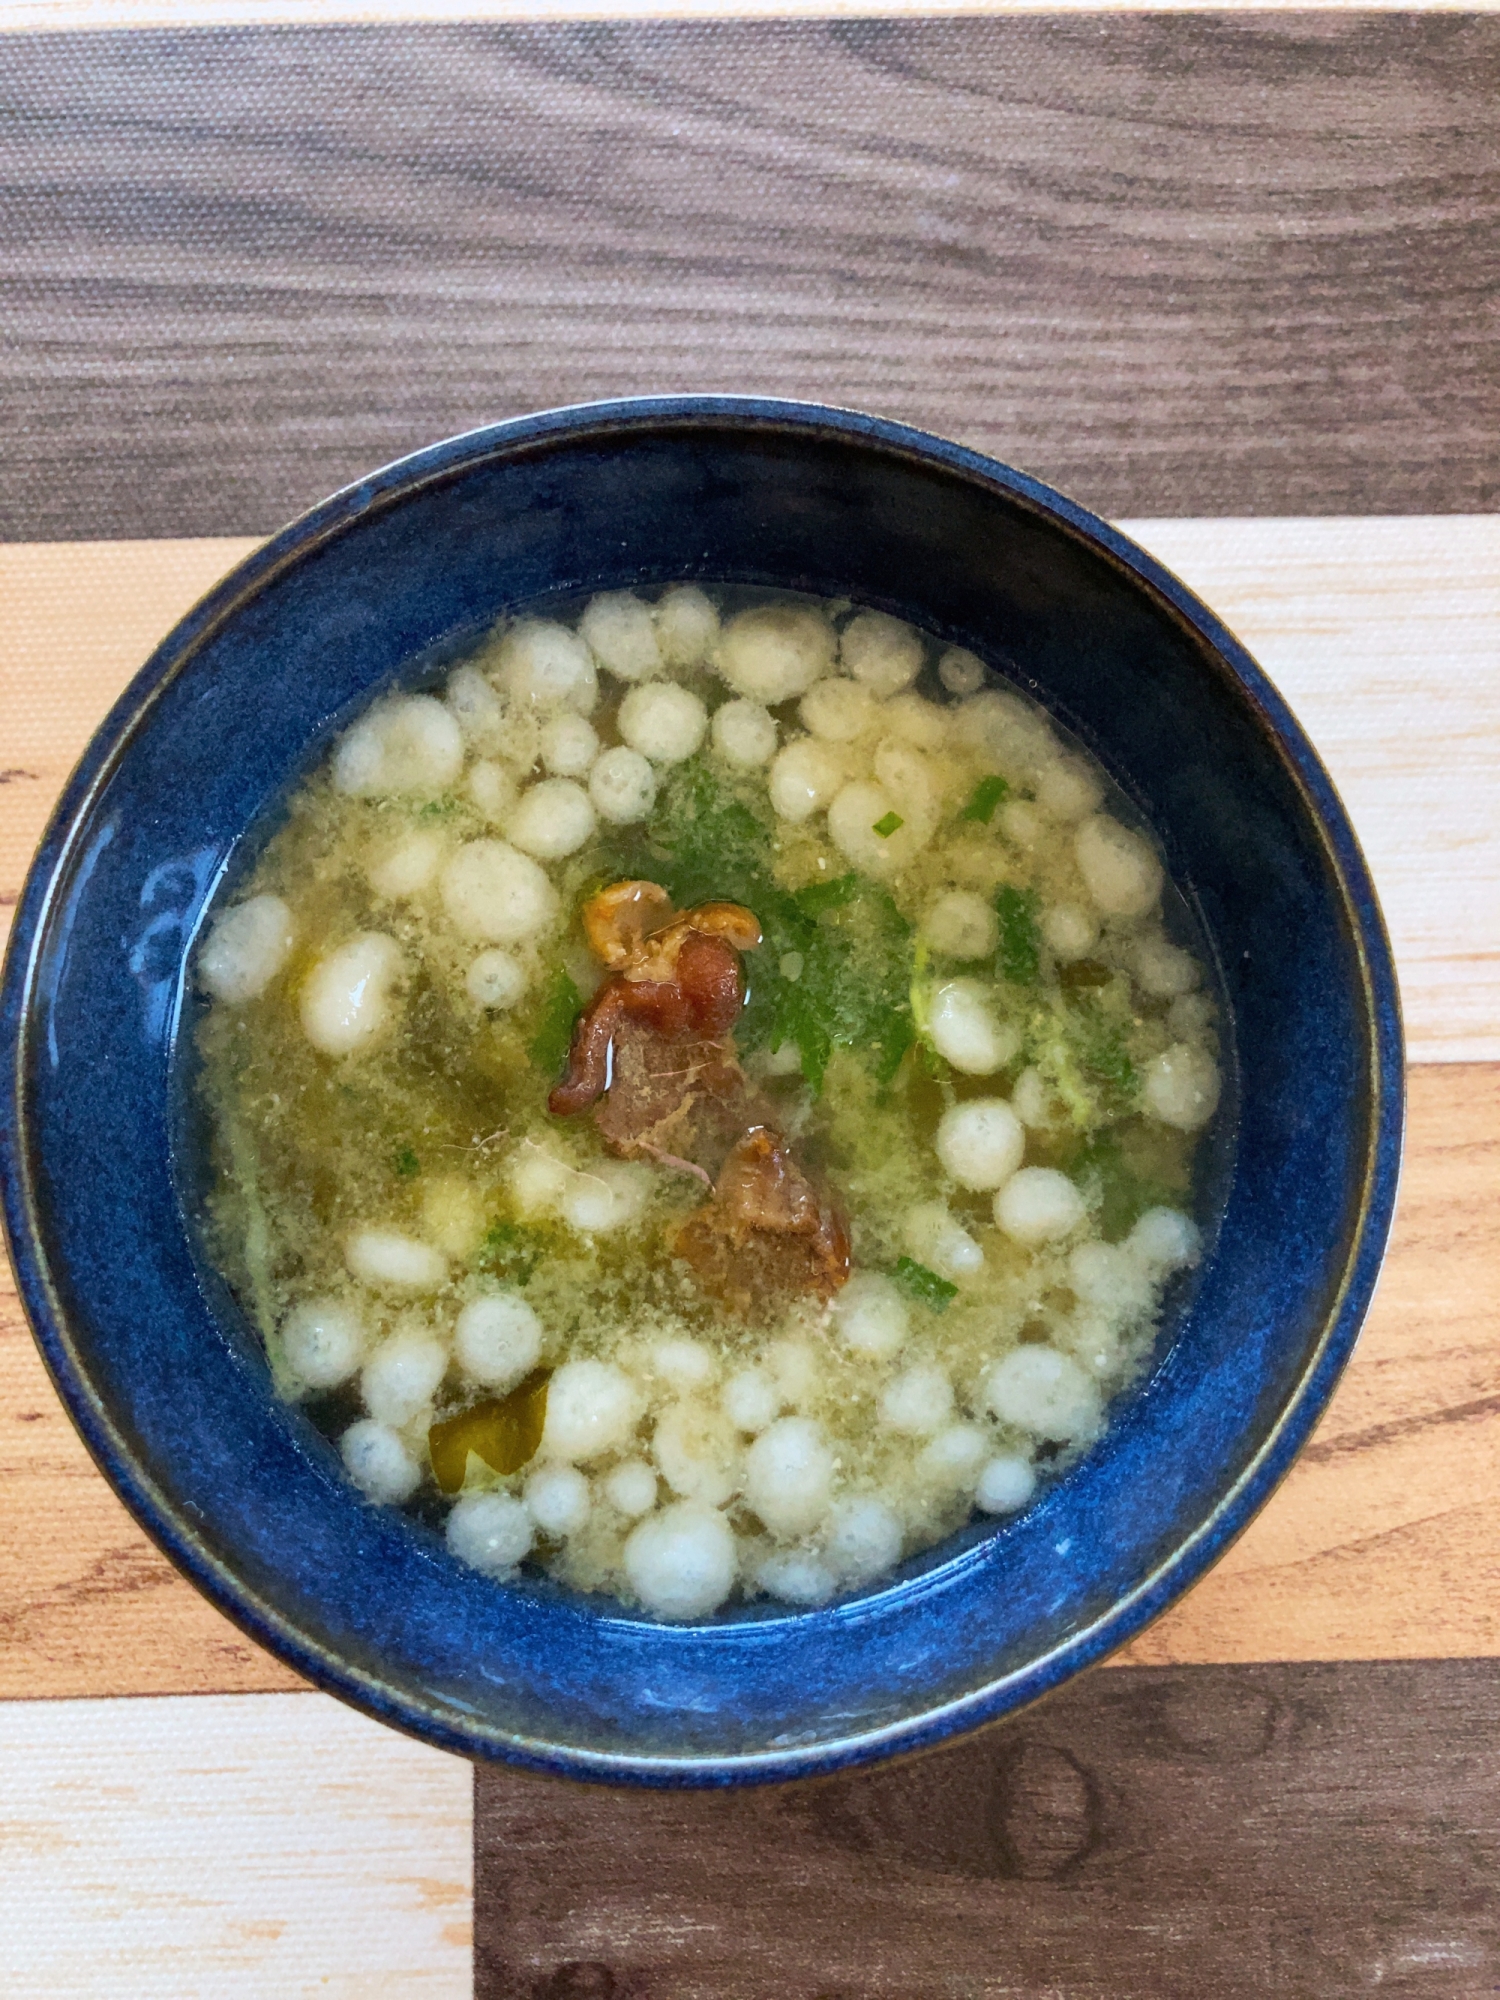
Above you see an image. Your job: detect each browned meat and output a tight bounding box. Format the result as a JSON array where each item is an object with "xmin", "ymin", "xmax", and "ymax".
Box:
[
  {"xmin": 674, "ymin": 1126, "xmax": 851, "ymax": 1316},
  {"xmin": 548, "ymin": 890, "xmax": 765, "ymax": 1180},
  {"xmin": 550, "ymin": 882, "xmax": 847, "ymax": 1310},
  {"xmin": 547, "ymin": 930, "xmax": 750, "ymax": 1121},
  {"xmin": 593, "ymin": 1023, "xmax": 751, "ymax": 1183}
]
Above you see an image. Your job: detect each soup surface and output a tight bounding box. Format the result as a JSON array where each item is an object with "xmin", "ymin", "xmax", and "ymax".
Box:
[{"xmin": 194, "ymin": 587, "xmax": 1223, "ymax": 1619}]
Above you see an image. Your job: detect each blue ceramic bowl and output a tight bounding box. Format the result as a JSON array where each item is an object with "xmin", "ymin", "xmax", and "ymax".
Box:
[{"xmin": 0, "ymin": 399, "xmax": 1401, "ymax": 1785}]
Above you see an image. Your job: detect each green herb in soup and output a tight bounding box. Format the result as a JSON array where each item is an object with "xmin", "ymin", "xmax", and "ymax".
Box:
[{"xmin": 194, "ymin": 588, "xmax": 1222, "ymax": 1620}]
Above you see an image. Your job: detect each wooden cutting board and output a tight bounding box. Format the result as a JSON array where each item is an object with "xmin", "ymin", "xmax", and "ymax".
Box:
[{"xmin": 2, "ymin": 17, "xmax": 1497, "ymax": 1997}]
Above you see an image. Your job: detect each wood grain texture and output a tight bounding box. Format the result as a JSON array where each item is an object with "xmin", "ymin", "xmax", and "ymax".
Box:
[
  {"xmin": 2, "ymin": 1056, "xmax": 1493, "ymax": 1697},
  {"xmin": 1125, "ymin": 516, "xmax": 1500, "ymax": 1065},
  {"xmin": 2, "ymin": 1690, "xmax": 471, "ymax": 1997},
  {"xmin": 3, "ymin": 16, "xmax": 1499, "ymax": 539},
  {"xmin": 472, "ymin": 1657, "xmax": 1500, "ymax": 1999},
  {"xmin": 0, "ymin": 532, "xmax": 1497, "ymax": 1695},
  {"xmin": 3, "ymin": 523, "xmax": 1497, "ymax": 1057},
  {"xmin": 14, "ymin": 0, "xmax": 1500, "ymax": 33},
  {"xmin": 0, "ymin": 539, "xmax": 262, "ymax": 941}
]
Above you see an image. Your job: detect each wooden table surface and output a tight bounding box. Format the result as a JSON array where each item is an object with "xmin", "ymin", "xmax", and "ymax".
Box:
[{"xmin": 2, "ymin": 15, "xmax": 1497, "ymax": 1997}]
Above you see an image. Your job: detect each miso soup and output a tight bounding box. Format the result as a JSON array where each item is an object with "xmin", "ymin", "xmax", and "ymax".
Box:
[{"xmin": 194, "ymin": 586, "xmax": 1223, "ymax": 1620}]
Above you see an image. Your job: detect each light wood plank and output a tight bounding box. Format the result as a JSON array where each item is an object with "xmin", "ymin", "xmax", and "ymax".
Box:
[
  {"xmin": 2, "ymin": 1067, "xmax": 1493, "ymax": 1697},
  {"xmin": 0, "ymin": 538, "xmax": 262, "ymax": 939},
  {"xmin": 1123, "ymin": 516, "xmax": 1500, "ymax": 1065},
  {"xmin": 1, "ymin": 535, "xmax": 1496, "ymax": 1696},
  {"xmin": 0, "ymin": 1691, "xmax": 471, "ymax": 1998},
  {"xmin": 1115, "ymin": 1066, "xmax": 1500, "ymax": 1666},
  {"xmin": 4, "ymin": 525, "xmax": 1495, "ymax": 1058}
]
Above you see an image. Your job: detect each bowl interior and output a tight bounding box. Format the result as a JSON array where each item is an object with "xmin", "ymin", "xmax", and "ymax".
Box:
[{"xmin": 4, "ymin": 406, "xmax": 1398, "ymax": 1782}]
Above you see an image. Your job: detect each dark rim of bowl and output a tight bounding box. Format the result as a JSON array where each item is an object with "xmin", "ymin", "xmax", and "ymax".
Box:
[{"xmin": 0, "ymin": 397, "xmax": 1405, "ymax": 1785}]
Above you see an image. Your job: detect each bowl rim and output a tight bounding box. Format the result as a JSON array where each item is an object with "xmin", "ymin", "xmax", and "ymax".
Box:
[{"xmin": 0, "ymin": 395, "xmax": 1404, "ymax": 1784}]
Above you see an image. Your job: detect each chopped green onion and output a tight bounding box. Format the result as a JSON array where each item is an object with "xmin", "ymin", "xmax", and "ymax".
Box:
[
  {"xmin": 872, "ymin": 811, "xmax": 904, "ymax": 839},
  {"xmin": 892, "ymin": 1255, "xmax": 958, "ymax": 1312},
  {"xmin": 959, "ymin": 774, "xmax": 1009, "ymax": 824},
  {"xmin": 392, "ymin": 1145, "xmax": 421, "ymax": 1178}
]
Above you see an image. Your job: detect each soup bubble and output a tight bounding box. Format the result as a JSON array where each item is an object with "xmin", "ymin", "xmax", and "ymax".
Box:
[
  {"xmin": 281, "ymin": 1298, "xmax": 366, "ymax": 1391},
  {"xmin": 983, "ymin": 1346, "xmax": 1102, "ymax": 1443},
  {"xmin": 840, "ymin": 610, "xmax": 922, "ymax": 696},
  {"xmin": 623, "ymin": 1501, "xmax": 737, "ymax": 1620},
  {"xmin": 588, "ymin": 745, "xmax": 657, "ymax": 825},
  {"xmin": 199, "ymin": 893, "xmax": 295, "ymax": 1004},
  {"xmin": 655, "ymin": 584, "xmax": 720, "ymax": 669},
  {"xmin": 446, "ymin": 1492, "xmax": 535, "ymax": 1577},
  {"xmin": 455, "ymin": 1293, "xmax": 542, "ymax": 1391},
  {"xmin": 579, "ymin": 591, "xmax": 662, "ymax": 683},
  {"xmin": 711, "ymin": 698, "xmax": 777, "ymax": 769},
  {"xmin": 341, "ymin": 1419, "xmax": 420, "ymax": 1505},
  {"xmin": 993, "ymin": 1167, "xmax": 1085, "ymax": 1245}
]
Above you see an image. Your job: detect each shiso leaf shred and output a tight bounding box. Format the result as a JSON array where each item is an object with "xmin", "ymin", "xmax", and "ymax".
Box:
[
  {"xmin": 529, "ymin": 967, "xmax": 583, "ymax": 1080},
  {"xmin": 995, "ymin": 884, "xmax": 1042, "ymax": 985},
  {"xmin": 475, "ymin": 1219, "xmax": 546, "ymax": 1287},
  {"xmin": 892, "ymin": 1256, "xmax": 958, "ymax": 1312}
]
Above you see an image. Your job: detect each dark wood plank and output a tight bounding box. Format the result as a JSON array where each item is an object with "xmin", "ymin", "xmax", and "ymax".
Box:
[
  {"xmin": 474, "ymin": 1658, "xmax": 1500, "ymax": 1998},
  {"xmin": 3, "ymin": 16, "xmax": 1498, "ymax": 540}
]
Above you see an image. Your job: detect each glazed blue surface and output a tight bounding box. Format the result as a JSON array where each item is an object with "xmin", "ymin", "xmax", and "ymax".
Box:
[{"xmin": 0, "ymin": 400, "xmax": 1402, "ymax": 1784}]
